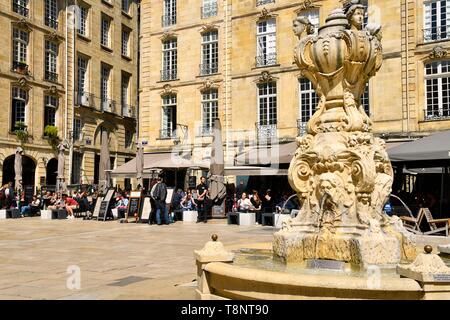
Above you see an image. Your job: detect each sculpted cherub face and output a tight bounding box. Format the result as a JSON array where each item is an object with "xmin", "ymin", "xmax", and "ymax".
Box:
[{"xmin": 350, "ymin": 8, "xmax": 365, "ymax": 30}]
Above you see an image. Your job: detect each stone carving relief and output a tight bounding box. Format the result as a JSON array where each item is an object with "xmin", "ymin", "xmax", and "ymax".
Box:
[
  {"xmin": 273, "ymin": 0, "xmax": 417, "ymax": 268},
  {"xmin": 429, "ymin": 46, "xmax": 448, "ymax": 59}
]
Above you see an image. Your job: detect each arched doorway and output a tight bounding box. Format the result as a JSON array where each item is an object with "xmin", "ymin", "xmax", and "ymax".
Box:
[
  {"xmin": 1, "ymin": 154, "xmax": 36, "ymax": 189},
  {"xmin": 46, "ymin": 158, "xmax": 58, "ymax": 186},
  {"xmin": 2, "ymin": 156, "xmax": 15, "ymax": 186}
]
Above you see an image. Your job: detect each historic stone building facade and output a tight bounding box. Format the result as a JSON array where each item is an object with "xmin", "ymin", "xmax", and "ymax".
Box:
[
  {"xmin": 0, "ymin": 0, "xmax": 139, "ymax": 191},
  {"xmin": 139, "ymin": 0, "xmax": 450, "ymax": 173}
]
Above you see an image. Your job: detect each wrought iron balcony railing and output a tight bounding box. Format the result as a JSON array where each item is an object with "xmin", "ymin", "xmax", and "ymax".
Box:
[
  {"xmin": 101, "ymin": 98, "xmax": 116, "ymax": 113},
  {"xmin": 13, "ymin": 3, "xmax": 29, "ymax": 17},
  {"xmin": 201, "ymin": 3, "xmax": 218, "ymax": 19},
  {"xmin": 12, "ymin": 61, "xmax": 29, "ymax": 75},
  {"xmin": 121, "ymin": 104, "xmax": 136, "ymax": 118},
  {"xmin": 162, "ymin": 14, "xmax": 176, "ymax": 27},
  {"xmin": 45, "ymin": 17, "xmax": 58, "ymax": 29},
  {"xmin": 256, "ymin": 0, "xmax": 275, "ymax": 6},
  {"xmin": 161, "ymin": 69, "xmax": 177, "ymax": 81},
  {"xmin": 45, "ymin": 71, "xmax": 58, "ymax": 83},
  {"xmin": 297, "ymin": 119, "xmax": 308, "ymax": 136},
  {"xmin": 424, "ymin": 108, "xmax": 450, "ymax": 121},
  {"xmin": 255, "ymin": 53, "xmax": 277, "ymax": 67},
  {"xmin": 75, "ymin": 91, "xmax": 95, "ymax": 108},
  {"xmin": 256, "ymin": 122, "xmax": 277, "ymax": 141},
  {"xmin": 423, "ymin": 26, "xmax": 450, "ymax": 43},
  {"xmin": 200, "ymin": 62, "xmax": 218, "ymax": 75},
  {"xmin": 159, "ymin": 128, "xmax": 176, "ymax": 139},
  {"xmin": 197, "ymin": 125, "xmax": 214, "ymax": 137}
]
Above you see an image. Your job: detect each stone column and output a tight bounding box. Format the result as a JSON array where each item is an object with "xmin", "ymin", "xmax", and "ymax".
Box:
[
  {"xmin": 194, "ymin": 234, "xmax": 234, "ymax": 300},
  {"xmin": 397, "ymin": 245, "xmax": 450, "ymax": 300}
]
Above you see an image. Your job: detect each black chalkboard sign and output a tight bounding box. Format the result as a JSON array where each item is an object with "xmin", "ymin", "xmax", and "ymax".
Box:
[
  {"xmin": 24, "ymin": 185, "xmax": 34, "ymax": 204},
  {"xmin": 126, "ymin": 191, "xmax": 143, "ymax": 221},
  {"xmin": 97, "ymin": 189, "xmax": 115, "ymax": 221}
]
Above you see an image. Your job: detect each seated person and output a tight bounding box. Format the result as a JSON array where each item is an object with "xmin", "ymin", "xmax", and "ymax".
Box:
[
  {"xmin": 172, "ymin": 189, "xmax": 185, "ymax": 211},
  {"xmin": 180, "ymin": 192, "xmax": 197, "ymax": 211},
  {"xmin": 78, "ymin": 192, "xmax": 90, "ymax": 213},
  {"xmin": 250, "ymin": 191, "xmax": 263, "ymax": 224},
  {"xmin": 21, "ymin": 195, "xmax": 41, "ymax": 216},
  {"xmin": 237, "ymin": 192, "xmax": 253, "ymax": 213},
  {"xmin": 47, "ymin": 193, "xmax": 62, "ymax": 210},
  {"xmin": 62, "ymin": 193, "xmax": 79, "ymax": 219},
  {"xmin": 115, "ymin": 195, "xmax": 128, "ymax": 218},
  {"xmin": 42, "ymin": 191, "xmax": 53, "ymax": 209}
]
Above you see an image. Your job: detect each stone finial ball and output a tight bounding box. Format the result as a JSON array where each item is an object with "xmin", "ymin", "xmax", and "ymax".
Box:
[
  {"xmin": 211, "ymin": 234, "xmax": 218, "ymax": 242},
  {"xmin": 424, "ymin": 245, "xmax": 433, "ymax": 254}
]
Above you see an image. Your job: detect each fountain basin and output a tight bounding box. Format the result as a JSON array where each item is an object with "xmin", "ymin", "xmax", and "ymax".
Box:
[
  {"xmin": 195, "ymin": 241, "xmax": 450, "ymax": 300},
  {"xmin": 199, "ymin": 261, "xmax": 422, "ymax": 300}
]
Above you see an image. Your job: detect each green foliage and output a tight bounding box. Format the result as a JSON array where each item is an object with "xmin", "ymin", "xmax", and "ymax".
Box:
[
  {"xmin": 14, "ymin": 122, "xmax": 29, "ymax": 144},
  {"xmin": 44, "ymin": 125, "xmax": 60, "ymax": 149},
  {"xmin": 44, "ymin": 125, "xmax": 58, "ymax": 138}
]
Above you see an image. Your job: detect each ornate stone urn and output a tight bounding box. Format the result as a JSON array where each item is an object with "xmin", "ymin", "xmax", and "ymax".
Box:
[{"xmin": 273, "ymin": 0, "xmax": 417, "ymax": 268}]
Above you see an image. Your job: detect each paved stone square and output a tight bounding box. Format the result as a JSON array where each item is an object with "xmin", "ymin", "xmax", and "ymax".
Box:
[{"xmin": 0, "ymin": 218, "xmax": 274, "ymax": 300}]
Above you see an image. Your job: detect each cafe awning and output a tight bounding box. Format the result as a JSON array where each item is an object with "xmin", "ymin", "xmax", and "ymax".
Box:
[
  {"xmin": 235, "ymin": 142, "xmax": 297, "ymax": 166},
  {"xmin": 388, "ymin": 130, "xmax": 450, "ymax": 164},
  {"xmin": 224, "ymin": 166, "xmax": 288, "ymax": 176},
  {"xmin": 111, "ymin": 152, "xmax": 210, "ymax": 178}
]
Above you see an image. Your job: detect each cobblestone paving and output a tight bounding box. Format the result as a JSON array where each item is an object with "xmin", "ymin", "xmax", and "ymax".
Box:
[{"xmin": 0, "ymin": 218, "xmax": 274, "ymax": 300}]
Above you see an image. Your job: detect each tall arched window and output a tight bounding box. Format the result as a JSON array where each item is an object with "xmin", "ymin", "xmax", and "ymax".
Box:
[
  {"xmin": 11, "ymin": 86, "xmax": 28, "ymax": 131},
  {"xmin": 256, "ymin": 18, "xmax": 277, "ymax": 67},
  {"xmin": 201, "ymin": 89, "xmax": 218, "ymax": 136},
  {"xmin": 161, "ymin": 38, "xmax": 177, "ymax": 81},
  {"xmin": 161, "ymin": 94, "xmax": 177, "ymax": 138},
  {"xmin": 425, "ymin": 60, "xmax": 450, "ymax": 120},
  {"xmin": 298, "ymin": 78, "xmax": 318, "ymax": 136},
  {"xmin": 257, "ymin": 81, "xmax": 277, "ymax": 141},
  {"xmin": 200, "ymin": 30, "xmax": 218, "ymax": 75}
]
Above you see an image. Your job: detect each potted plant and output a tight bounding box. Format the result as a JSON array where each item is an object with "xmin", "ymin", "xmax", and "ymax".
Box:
[
  {"xmin": 16, "ymin": 60, "xmax": 28, "ymax": 74},
  {"xmin": 44, "ymin": 125, "xmax": 60, "ymax": 149},
  {"xmin": 14, "ymin": 121, "xmax": 30, "ymax": 144}
]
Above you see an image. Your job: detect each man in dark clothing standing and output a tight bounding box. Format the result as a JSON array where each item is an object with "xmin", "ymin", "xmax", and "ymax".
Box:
[
  {"xmin": 196, "ymin": 176, "xmax": 208, "ymax": 223},
  {"xmin": 5, "ymin": 182, "xmax": 14, "ymax": 209},
  {"xmin": 151, "ymin": 175, "xmax": 169, "ymax": 225}
]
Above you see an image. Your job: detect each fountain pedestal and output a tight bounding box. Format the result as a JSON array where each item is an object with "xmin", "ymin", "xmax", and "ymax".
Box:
[{"xmin": 274, "ymin": 3, "xmax": 417, "ymax": 268}]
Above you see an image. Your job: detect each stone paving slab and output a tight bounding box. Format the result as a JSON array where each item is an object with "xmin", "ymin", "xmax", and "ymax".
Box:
[{"xmin": 0, "ymin": 218, "xmax": 274, "ymax": 300}]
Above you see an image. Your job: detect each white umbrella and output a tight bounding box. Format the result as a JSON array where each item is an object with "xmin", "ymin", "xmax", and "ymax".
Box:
[
  {"xmin": 99, "ymin": 130, "xmax": 111, "ymax": 193},
  {"xmin": 209, "ymin": 119, "xmax": 226, "ymax": 204},
  {"xmin": 56, "ymin": 141, "xmax": 67, "ymax": 192},
  {"xmin": 14, "ymin": 147, "xmax": 23, "ymax": 191},
  {"xmin": 136, "ymin": 142, "xmax": 144, "ymax": 188}
]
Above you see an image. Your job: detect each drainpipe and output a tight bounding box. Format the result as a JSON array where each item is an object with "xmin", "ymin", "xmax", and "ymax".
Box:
[
  {"xmin": 65, "ymin": 0, "xmax": 68, "ymax": 140},
  {"xmin": 405, "ymin": 0, "xmax": 410, "ymax": 135},
  {"xmin": 224, "ymin": 0, "xmax": 230, "ymax": 165},
  {"xmin": 67, "ymin": 1, "xmax": 77, "ymax": 185},
  {"xmin": 137, "ymin": 1, "xmax": 141, "ymax": 143}
]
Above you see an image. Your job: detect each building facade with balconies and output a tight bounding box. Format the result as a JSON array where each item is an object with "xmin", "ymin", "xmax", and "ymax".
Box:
[
  {"xmin": 0, "ymin": 0, "xmax": 139, "ymax": 191},
  {"xmin": 69, "ymin": 0, "xmax": 139, "ymax": 189},
  {"xmin": 139, "ymin": 0, "xmax": 450, "ymax": 175},
  {"xmin": 0, "ymin": 0, "xmax": 69, "ymax": 190}
]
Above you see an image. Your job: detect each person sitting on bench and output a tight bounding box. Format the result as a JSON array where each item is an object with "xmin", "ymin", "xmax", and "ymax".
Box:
[
  {"xmin": 20, "ymin": 195, "xmax": 40, "ymax": 217},
  {"xmin": 62, "ymin": 193, "xmax": 78, "ymax": 220},
  {"xmin": 237, "ymin": 192, "xmax": 253, "ymax": 213},
  {"xmin": 180, "ymin": 191, "xmax": 197, "ymax": 212}
]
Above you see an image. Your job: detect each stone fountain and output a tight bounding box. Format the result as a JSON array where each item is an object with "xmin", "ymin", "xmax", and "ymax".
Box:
[
  {"xmin": 273, "ymin": 0, "xmax": 416, "ymax": 268},
  {"xmin": 194, "ymin": 0, "xmax": 450, "ymax": 300}
]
